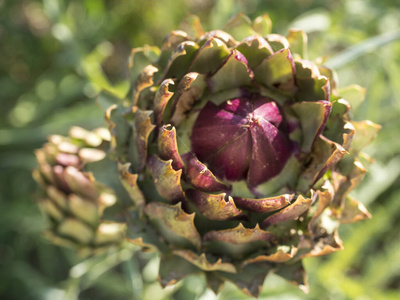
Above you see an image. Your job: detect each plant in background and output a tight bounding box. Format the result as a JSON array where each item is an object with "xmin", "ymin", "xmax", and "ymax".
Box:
[
  {"xmin": 33, "ymin": 127, "xmax": 126, "ymax": 255},
  {"xmin": 34, "ymin": 14, "xmax": 380, "ymax": 298}
]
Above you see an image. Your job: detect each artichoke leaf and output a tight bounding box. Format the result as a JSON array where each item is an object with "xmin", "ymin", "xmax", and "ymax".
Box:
[
  {"xmin": 203, "ymin": 223, "xmax": 276, "ymax": 244},
  {"xmin": 68, "ymin": 126, "xmax": 107, "ymax": 146},
  {"xmin": 129, "ymin": 46, "xmax": 160, "ymax": 87},
  {"xmin": 32, "ymin": 169, "xmax": 49, "ymax": 190},
  {"xmin": 153, "ymin": 79, "xmax": 174, "ymax": 127},
  {"xmin": 206, "ymin": 87, "xmax": 246, "ymax": 106},
  {"xmin": 297, "ymin": 135, "xmax": 347, "ymax": 191},
  {"xmin": 78, "ymin": 148, "xmax": 107, "ymax": 164},
  {"xmin": 328, "ymin": 119, "xmax": 355, "ymax": 152},
  {"xmin": 38, "ymin": 198, "xmax": 64, "ymax": 222},
  {"xmin": 294, "ymin": 60, "xmax": 330, "ymax": 102},
  {"xmin": 206, "ymin": 49, "xmax": 253, "ymax": 93},
  {"xmin": 338, "ymin": 196, "xmax": 371, "ymax": 224},
  {"xmin": 161, "ymin": 30, "xmax": 190, "ymax": 51},
  {"xmin": 53, "ymin": 151, "xmax": 80, "ymax": 169},
  {"xmin": 158, "ymin": 30, "xmax": 190, "ymax": 69},
  {"xmin": 188, "ymin": 38, "xmax": 230, "ymax": 74},
  {"xmin": 287, "ymin": 29, "xmax": 308, "ymax": 59},
  {"xmin": 233, "ymin": 194, "xmax": 293, "ymax": 213},
  {"xmin": 125, "ymin": 237, "xmax": 158, "ymax": 252},
  {"xmin": 307, "ymin": 186, "xmax": 334, "ymax": 234},
  {"xmin": 43, "ymin": 230, "xmax": 80, "ymax": 250},
  {"xmin": 291, "ymin": 100, "xmax": 332, "ymax": 153},
  {"xmin": 105, "ymin": 104, "xmax": 130, "ymax": 160},
  {"xmin": 235, "ymin": 35, "xmax": 274, "ymax": 69},
  {"xmin": 94, "ymin": 222, "xmax": 126, "ymax": 246},
  {"xmin": 57, "ymin": 218, "xmax": 94, "ymax": 245},
  {"xmin": 133, "ymin": 65, "xmax": 158, "ymax": 105},
  {"xmin": 333, "ymin": 159, "xmax": 366, "ymax": 206},
  {"xmin": 158, "ymin": 125, "xmax": 185, "ymax": 170},
  {"xmin": 252, "ymin": 14, "xmax": 272, "ymax": 36},
  {"xmin": 338, "ymin": 84, "xmax": 366, "ymax": 112},
  {"xmin": 46, "ymin": 185, "xmax": 68, "ymax": 209},
  {"xmin": 159, "ymin": 253, "xmax": 201, "ymax": 287},
  {"xmin": 319, "ymin": 65, "xmax": 338, "ymax": 96},
  {"xmin": 253, "ymin": 48, "xmax": 296, "ymax": 95},
  {"xmin": 299, "ymin": 229, "xmax": 343, "ymax": 258},
  {"xmin": 206, "ymin": 272, "xmax": 225, "ymax": 295},
  {"xmin": 130, "ymin": 109, "xmax": 155, "ymax": 172},
  {"xmin": 198, "ymin": 30, "xmax": 237, "ymax": 47},
  {"xmin": 118, "ymin": 162, "xmax": 146, "ymax": 209},
  {"xmin": 203, "ymin": 223, "xmax": 276, "ymax": 259},
  {"xmin": 351, "ymin": 120, "xmax": 381, "ymax": 153},
  {"xmin": 187, "ymin": 189, "xmax": 244, "ymax": 221},
  {"xmin": 223, "ymin": 13, "xmax": 255, "ymax": 41},
  {"xmin": 331, "ymin": 98, "xmax": 351, "ymax": 116},
  {"xmin": 147, "ymin": 155, "xmax": 185, "ymax": 202},
  {"xmin": 173, "ymin": 249, "xmax": 236, "ymax": 273},
  {"xmin": 179, "ymin": 14, "xmax": 204, "ymax": 39},
  {"xmin": 129, "ymin": 46, "xmax": 160, "ymax": 69},
  {"xmin": 67, "ymin": 193, "xmax": 99, "ymax": 226},
  {"xmin": 324, "ymin": 99, "xmax": 355, "ymax": 150},
  {"xmin": 144, "ymin": 202, "xmax": 201, "ymax": 250},
  {"xmin": 49, "ymin": 133, "xmax": 78, "ymax": 153},
  {"xmin": 33, "ymin": 157, "xmax": 55, "ymax": 186},
  {"xmin": 217, "ymin": 262, "xmax": 273, "ymax": 298},
  {"xmin": 161, "ymin": 41, "xmax": 199, "ymax": 82},
  {"xmin": 243, "ymin": 245, "xmax": 298, "ymax": 265},
  {"xmin": 274, "ymin": 260, "xmax": 308, "ymax": 293},
  {"xmin": 125, "ymin": 210, "xmax": 168, "ymax": 252},
  {"xmin": 51, "ymin": 165, "xmax": 72, "ymax": 194},
  {"xmin": 261, "ymin": 193, "xmax": 315, "ymax": 228},
  {"xmin": 63, "ymin": 166, "xmax": 99, "ymax": 200},
  {"xmin": 252, "ymin": 155, "xmax": 301, "ymax": 197},
  {"xmin": 169, "ymin": 72, "xmax": 206, "ymax": 125},
  {"xmin": 265, "ymin": 34, "xmax": 290, "ymax": 51},
  {"xmin": 182, "ymin": 154, "xmax": 231, "ymax": 193}
]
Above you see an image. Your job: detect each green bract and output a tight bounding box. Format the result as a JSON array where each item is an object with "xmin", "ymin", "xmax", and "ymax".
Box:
[{"xmin": 34, "ymin": 14, "xmax": 380, "ymax": 297}]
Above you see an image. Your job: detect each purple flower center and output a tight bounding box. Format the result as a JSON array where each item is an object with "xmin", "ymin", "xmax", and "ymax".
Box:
[{"xmin": 191, "ymin": 96, "xmax": 293, "ymax": 187}]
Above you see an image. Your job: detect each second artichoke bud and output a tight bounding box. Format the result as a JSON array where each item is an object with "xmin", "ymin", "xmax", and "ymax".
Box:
[{"xmin": 33, "ymin": 127, "xmax": 126, "ymax": 255}]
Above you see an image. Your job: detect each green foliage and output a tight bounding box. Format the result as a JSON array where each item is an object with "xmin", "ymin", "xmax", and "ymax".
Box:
[{"xmin": 1, "ymin": 0, "xmax": 399, "ymax": 299}]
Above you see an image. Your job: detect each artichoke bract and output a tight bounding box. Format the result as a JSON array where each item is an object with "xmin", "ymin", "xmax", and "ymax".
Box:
[
  {"xmin": 33, "ymin": 126, "xmax": 126, "ymax": 255},
  {"xmin": 35, "ymin": 14, "xmax": 380, "ymax": 297}
]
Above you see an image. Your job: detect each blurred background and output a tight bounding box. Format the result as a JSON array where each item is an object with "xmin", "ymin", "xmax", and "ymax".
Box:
[{"xmin": 1, "ymin": 0, "xmax": 400, "ymax": 299}]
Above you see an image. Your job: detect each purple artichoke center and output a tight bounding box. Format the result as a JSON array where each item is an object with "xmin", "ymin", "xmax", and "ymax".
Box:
[{"xmin": 191, "ymin": 96, "xmax": 293, "ymax": 187}]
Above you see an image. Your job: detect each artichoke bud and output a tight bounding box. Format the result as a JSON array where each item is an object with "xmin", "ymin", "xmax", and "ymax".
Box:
[
  {"xmin": 35, "ymin": 14, "xmax": 380, "ymax": 297},
  {"xmin": 110, "ymin": 14, "xmax": 380, "ymax": 297},
  {"xmin": 33, "ymin": 127, "xmax": 126, "ymax": 254}
]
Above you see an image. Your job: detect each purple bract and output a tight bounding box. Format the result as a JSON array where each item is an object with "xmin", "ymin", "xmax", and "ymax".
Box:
[{"xmin": 191, "ymin": 96, "xmax": 293, "ymax": 187}]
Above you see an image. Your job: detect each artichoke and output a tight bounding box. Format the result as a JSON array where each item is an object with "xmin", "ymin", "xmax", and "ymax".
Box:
[
  {"xmin": 34, "ymin": 14, "xmax": 380, "ymax": 297},
  {"xmin": 33, "ymin": 126, "xmax": 126, "ymax": 255}
]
